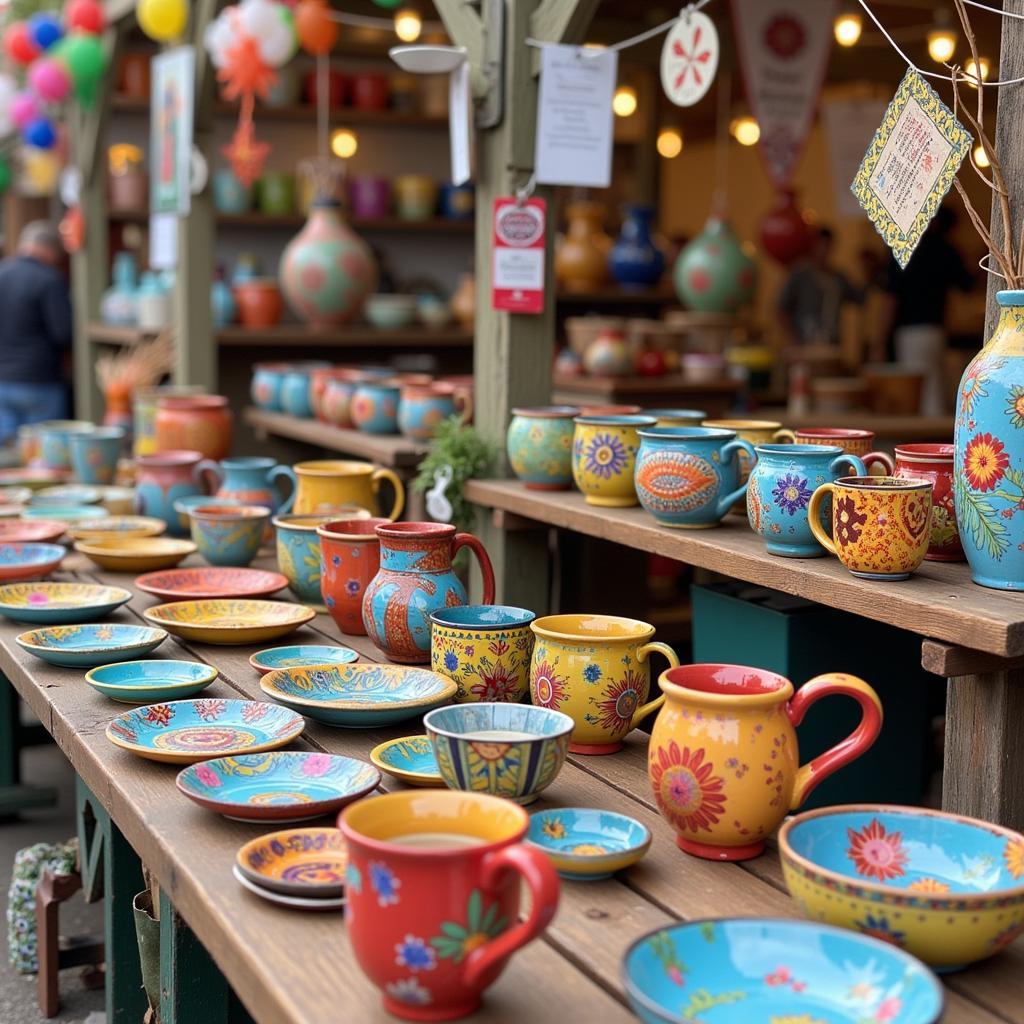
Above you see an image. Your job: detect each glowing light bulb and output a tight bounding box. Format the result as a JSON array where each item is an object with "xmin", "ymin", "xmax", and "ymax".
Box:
[
  {"xmin": 834, "ymin": 13, "xmax": 862, "ymax": 47},
  {"xmin": 927, "ymin": 28, "xmax": 956, "ymax": 63},
  {"xmin": 964, "ymin": 57, "xmax": 990, "ymax": 87},
  {"xmin": 331, "ymin": 129, "xmax": 358, "ymax": 160},
  {"xmin": 974, "ymin": 143, "xmax": 990, "ymax": 169},
  {"xmin": 730, "ymin": 116, "xmax": 760, "ymax": 147},
  {"xmin": 394, "ymin": 7, "xmax": 422, "ymax": 43},
  {"xmin": 613, "ymin": 85, "xmax": 638, "ymax": 118},
  {"xmin": 657, "ymin": 128, "xmax": 683, "ymax": 159}
]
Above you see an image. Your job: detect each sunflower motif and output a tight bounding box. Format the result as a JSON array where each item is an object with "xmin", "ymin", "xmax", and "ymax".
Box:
[
  {"xmin": 964, "ymin": 432, "xmax": 1010, "ymax": 492},
  {"xmin": 846, "ymin": 819, "xmax": 908, "ymax": 882},
  {"xmin": 582, "ymin": 432, "xmax": 628, "ymax": 479},
  {"xmin": 541, "ymin": 816, "xmax": 567, "ymax": 840},
  {"xmin": 469, "ymin": 662, "xmax": 521, "ymax": 702},
  {"xmin": 1005, "ymin": 838, "xmax": 1024, "ymax": 879},
  {"xmin": 853, "ymin": 912, "xmax": 906, "ymax": 947},
  {"xmin": 649, "ymin": 741, "xmax": 727, "ymax": 833},
  {"xmin": 145, "ymin": 704, "xmax": 173, "ymax": 726},
  {"xmin": 772, "ymin": 473, "xmax": 812, "ymax": 515},
  {"xmin": 594, "ymin": 671, "xmax": 644, "ymax": 736},
  {"xmin": 430, "ymin": 889, "xmax": 508, "ymax": 963},
  {"xmin": 1007, "ymin": 386, "xmax": 1024, "ymax": 429},
  {"xmin": 532, "ymin": 658, "xmax": 568, "ymax": 710},
  {"xmin": 834, "ymin": 495, "xmax": 867, "ymax": 548},
  {"xmin": 906, "ymin": 877, "xmax": 950, "ymax": 894}
]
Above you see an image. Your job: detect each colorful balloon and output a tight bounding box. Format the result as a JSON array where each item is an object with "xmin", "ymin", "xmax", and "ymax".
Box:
[
  {"xmin": 24, "ymin": 118, "xmax": 57, "ymax": 150},
  {"xmin": 242, "ymin": 0, "xmax": 297, "ymax": 68},
  {"xmin": 65, "ymin": 0, "xmax": 106, "ymax": 34},
  {"xmin": 55, "ymin": 32, "xmax": 106, "ymax": 85},
  {"xmin": 203, "ymin": 11, "xmax": 234, "ymax": 68},
  {"xmin": 28, "ymin": 58, "xmax": 72, "ymax": 103},
  {"xmin": 10, "ymin": 92, "xmax": 41, "ymax": 130},
  {"xmin": 0, "ymin": 158, "xmax": 11, "ymax": 194},
  {"xmin": 28, "ymin": 13, "xmax": 63, "ymax": 51},
  {"xmin": 294, "ymin": 0, "xmax": 337, "ymax": 55},
  {"xmin": 136, "ymin": 0, "xmax": 188, "ymax": 42},
  {"xmin": 4, "ymin": 22, "xmax": 40, "ymax": 65}
]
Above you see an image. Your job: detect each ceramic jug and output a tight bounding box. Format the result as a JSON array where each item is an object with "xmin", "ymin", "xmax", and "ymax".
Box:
[
  {"xmin": 648, "ymin": 664, "xmax": 882, "ymax": 861},
  {"xmin": 318, "ymin": 516, "xmax": 386, "ymax": 635},
  {"xmin": 293, "ymin": 460, "xmax": 404, "ymax": 519},
  {"xmin": 197, "ymin": 456, "xmax": 297, "ymax": 517},
  {"xmin": 362, "ymin": 522, "xmax": 496, "ymax": 663},
  {"xmin": 135, "ymin": 450, "xmax": 213, "ymax": 536}
]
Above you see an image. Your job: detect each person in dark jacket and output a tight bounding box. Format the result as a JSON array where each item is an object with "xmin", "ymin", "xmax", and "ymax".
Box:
[{"xmin": 0, "ymin": 221, "xmax": 72, "ymax": 442}]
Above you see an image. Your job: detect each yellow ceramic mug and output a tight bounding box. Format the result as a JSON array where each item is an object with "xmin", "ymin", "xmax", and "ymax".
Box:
[
  {"xmin": 530, "ymin": 614, "xmax": 679, "ymax": 754},
  {"xmin": 808, "ymin": 476, "xmax": 932, "ymax": 581},
  {"xmin": 293, "ymin": 460, "xmax": 405, "ymax": 519},
  {"xmin": 572, "ymin": 415, "xmax": 656, "ymax": 507},
  {"xmin": 703, "ymin": 419, "xmax": 790, "ymax": 513}
]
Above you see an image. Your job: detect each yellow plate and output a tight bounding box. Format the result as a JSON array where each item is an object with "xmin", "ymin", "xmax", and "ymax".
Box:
[
  {"xmin": 68, "ymin": 516, "xmax": 167, "ymax": 542},
  {"xmin": 74, "ymin": 537, "xmax": 196, "ymax": 572},
  {"xmin": 143, "ymin": 599, "xmax": 316, "ymax": 645},
  {"xmin": 369, "ymin": 735, "xmax": 444, "ymax": 787}
]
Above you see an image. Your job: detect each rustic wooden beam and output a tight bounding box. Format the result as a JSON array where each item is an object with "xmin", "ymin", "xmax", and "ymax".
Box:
[
  {"xmin": 529, "ymin": 0, "xmax": 602, "ymax": 73},
  {"xmin": 922, "ymin": 639, "xmax": 1024, "ymax": 677},
  {"xmin": 432, "ymin": 0, "xmax": 485, "ymax": 69}
]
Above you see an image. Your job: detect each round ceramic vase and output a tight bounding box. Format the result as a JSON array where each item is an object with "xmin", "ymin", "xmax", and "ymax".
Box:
[
  {"xmin": 572, "ymin": 415, "xmax": 656, "ymax": 507},
  {"xmin": 318, "ymin": 516, "xmax": 385, "ymax": 635},
  {"xmin": 506, "ymin": 407, "xmax": 579, "ymax": 491},
  {"xmin": 747, "ymin": 444, "xmax": 867, "ymax": 557},
  {"xmin": 154, "ymin": 396, "xmax": 233, "ymax": 462},
  {"xmin": 351, "ymin": 381, "xmax": 401, "ymax": 435},
  {"xmin": 320, "ymin": 375, "xmax": 360, "ymax": 428},
  {"xmin": 280, "ymin": 369, "xmax": 316, "ymax": 419},
  {"xmin": 68, "ymin": 427, "xmax": 125, "ymax": 485},
  {"xmin": 895, "ymin": 444, "xmax": 963, "ymax": 561}
]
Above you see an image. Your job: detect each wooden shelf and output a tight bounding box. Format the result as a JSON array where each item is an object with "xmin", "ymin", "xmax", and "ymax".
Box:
[
  {"xmin": 465, "ymin": 480, "xmax": 1024, "ymax": 658},
  {"xmin": 244, "ymin": 408, "xmax": 427, "ymax": 468},
  {"xmin": 109, "ymin": 209, "xmax": 473, "ymax": 235},
  {"xmin": 216, "ymin": 325, "xmax": 472, "ymax": 348},
  {"xmin": 86, "ymin": 322, "xmax": 161, "ymax": 346}
]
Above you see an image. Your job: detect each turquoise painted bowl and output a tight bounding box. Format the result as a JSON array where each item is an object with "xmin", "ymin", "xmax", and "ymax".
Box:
[
  {"xmin": 106, "ymin": 698, "xmax": 305, "ymax": 764},
  {"xmin": 175, "ymin": 750, "xmax": 381, "ymax": 822},
  {"xmin": 86, "ymin": 660, "xmax": 219, "ymax": 703},
  {"xmin": 369, "ymin": 735, "xmax": 442, "ymax": 787},
  {"xmin": 30, "ymin": 485, "xmax": 101, "ymax": 506},
  {"xmin": 16, "ymin": 624, "xmax": 168, "ymax": 667},
  {"xmin": 21, "ymin": 505, "xmax": 106, "ymax": 523},
  {"xmin": 621, "ymin": 918, "xmax": 944, "ymax": 1024},
  {"xmin": 172, "ymin": 495, "xmax": 242, "ymax": 534},
  {"xmin": 249, "ymin": 644, "xmax": 359, "ymax": 675},
  {"xmin": 0, "ymin": 582, "xmax": 132, "ymax": 624},
  {"xmin": 0, "ymin": 543, "xmax": 65, "ymax": 582},
  {"xmin": 526, "ymin": 807, "xmax": 651, "ymax": 880},
  {"xmin": 423, "ymin": 701, "xmax": 574, "ymax": 805},
  {"xmin": 189, "ymin": 504, "xmax": 270, "ymax": 568},
  {"xmin": 260, "ymin": 663, "xmax": 456, "ymax": 727}
]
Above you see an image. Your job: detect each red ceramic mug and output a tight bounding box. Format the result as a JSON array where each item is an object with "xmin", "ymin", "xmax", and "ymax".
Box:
[
  {"xmin": 781, "ymin": 427, "xmax": 895, "ymax": 476},
  {"xmin": 340, "ymin": 790, "xmax": 560, "ymax": 1021},
  {"xmin": 894, "ymin": 443, "xmax": 963, "ymax": 561},
  {"xmin": 318, "ymin": 516, "xmax": 389, "ymax": 635}
]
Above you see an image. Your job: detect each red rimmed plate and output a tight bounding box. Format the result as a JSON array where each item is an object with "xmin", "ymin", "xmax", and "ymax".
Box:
[
  {"xmin": 134, "ymin": 566, "xmax": 288, "ymax": 601},
  {"xmin": 0, "ymin": 519, "xmax": 66, "ymax": 543}
]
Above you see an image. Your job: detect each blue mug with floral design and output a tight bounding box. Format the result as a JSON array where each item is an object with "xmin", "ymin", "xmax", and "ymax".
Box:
[
  {"xmin": 634, "ymin": 426, "xmax": 757, "ymax": 528},
  {"xmin": 747, "ymin": 444, "xmax": 867, "ymax": 557},
  {"xmin": 572, "ymin": 415, "xmax": 656, "ymax": 507}
]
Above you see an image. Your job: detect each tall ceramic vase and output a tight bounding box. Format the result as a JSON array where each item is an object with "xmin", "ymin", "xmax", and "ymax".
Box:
[
  {"xmin": 279, "ymin": 199, "xmax": 378, "ymax": 327},
  {"xmin": 953, "ymin": 290, "xmax": 1024, "ymax": 589}
]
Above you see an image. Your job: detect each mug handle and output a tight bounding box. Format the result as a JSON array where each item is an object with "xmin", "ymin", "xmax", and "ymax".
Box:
[
  {"xmin": 715, "ymin": 438, "xmax": 758, "ymax": 518},
  {"xmin": 629, "ymin": 641, "xmax": 680, "ymax": 728},
  {"xmin": 828, "ymin": 454, "xmax": 866, "ymax": 478},
  {"xmin": 773, "ymin": 428, "xmax": 797, "ymax": 443},
  {"xmin": 807, "ymin": 483, "xmax": 838, "ymax": 556},
  {"xmin": 452, "ymin": 532, "xmax": 496, "ymax": 604},
  {"xmin": 371, "ymin": 467, "xmax": 405, "ymax": 520},
  {"xmin": 195, "ymin": 459, "xmax": 222, "ymax": 494},
  {"xmin": 463, "ymin": 844, "xmax": 560, "ymax": 989},
  {"xmin": 454, "ymin": 387, "xmax": 474, "ymax": 427},
  {"xmin": 787, "ymin": 672, "xmax": 883, "ymax": 808},
  {"xmin": 865, "ymin": 450, "xmax": 895, "ymax": 475},
  {"xmin": 268, "ymin": 464, "xmax": 297, "ymax": 514}
]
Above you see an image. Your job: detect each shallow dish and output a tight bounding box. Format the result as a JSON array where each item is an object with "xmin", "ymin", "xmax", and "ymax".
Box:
[
  {"xmin": 67, "ymin": 516, "xmax": 166, "ymax": 542},
  {"xmin": 0, "ymin": 487, "xmax": 32, "ymax": 506},
  {"xmin": 0, "ymin": 467, "xmax": 67, "ymax": 489},
  {"xmin": 106, "ymin": 698, "xmax": 304, "ymax": 764},
  {"xmin": 0, "ymin": 582, "xmax": 132, "ymax": 623},
  {"xmin": 0, "ymin": 542, "xmax": 65, "ymax": 582},
  {"xmin": 16, "ymin": 624, "xmax": 168, "ymax": 667},
  {"xmin": 780, "ymin": 804, "xmax": 1024, "ymax": 971},
  {"xmin": 74, "ymin": 537, "xmax": 196, "ymax": 572},
  {"xmin": 369, "ymin": 735, "xmax": 442, "ymax": 787},
  {"xmin": 135, "ymin": 566, "xmax": 289, "ymax": 602},
  {"xmin": 21, "ymin": 505, "xmax": 105, "ymax": 524},
  {"xmin": 143, "ymin": 599, "xmax": 315, "ymax": 645},
  {"xmin": 249, "ymin": 645, "xmax": 359, "ymax": 675},
  {"xmin": 236, "ymin": 827, "xmax": 347, "ymax": 897},
  {"xmin": 231, "ymin": 864, "xmax": 344, "ymax": 912},
  {"xmin": 176, "ymin": 751, "xmax": 381, "ymax": 822},
  {"xmin": 31, "ymin": 485, "xmax": 101, "ymax": 506},
  {"xmin": 86, "ymin": 660, "xmax": 218, "ymax": 703},
  {"xmin": 527, "ymin": 807, "xmax": 651, "ymax": 880},
  {"xmin": 260, "ymin": 663, "xmax": 456, "ymax": 727},
  {"xmin": 0, "ymin": 519, "xmax": 65, "ymax": 544},
  {"xmin": 621, "ymin": 918, "xmax": 943, "ymax": 1024}
]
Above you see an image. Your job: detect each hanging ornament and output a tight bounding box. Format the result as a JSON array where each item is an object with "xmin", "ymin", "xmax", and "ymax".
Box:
[
  {"xmin": 758, "ymin": 187, "xmax": 814, "ymax": 265},
  {"xmin": 136, "ymin": 0, "xmax": 188, "ymax": 43},
  {"xmin": 4, "ymin": 23, "xmax": 40, "ymax": 65},
  {"xmin": 240, "ymin": 0, "xmax": 298, "ymax": 68},
  {"xmin": 222, "ymin": 98, "xmax": 271, "ymax": 186},
  {"xmin": 59, "ymin": 205, "xmax": 85, "ymax": 253},
  {"xmin": 65, "ymin": 0, "xmax": 106, "ymax": 35},
  {"xmin": 660, "ymin": 10, "xmax": 718, "ymax": 107},
  {"xmin": 674, "ymin": 216, "xmax": 757, "ymax": 314},
  {"xmin": 294, "ymin": 0, "xmax": 337, "ymax": 55},
  {"xmin": 28, "ymin": 13, "xmax": 64, "ymax": 52},
  {"xmin": 28, "ymin": 58, "xmax": 72, "ymax": 103}
]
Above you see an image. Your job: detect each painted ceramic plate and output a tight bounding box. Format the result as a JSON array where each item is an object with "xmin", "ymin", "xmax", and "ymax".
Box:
[
  {"xmin": 0, "ymin": 582, "xmax": 132, "ymax": 624},
  {"xmin": 236, "ymin": 827, "xmax": 347, "ymax": 897},
  {"xmin": 0, "ymin": 487, "xmax": 31, "ymax": 506},
  {"xmin": 21, "ymin": 505, "xmax": 105, "ymax": 523},
  {"xmin": 67, "ymin": 516, "xmax": 166, "ymax": 542},
  {"xmin": 0, "ymin": 542, "xmax": 65, "ymax": 582},
  {"xmin": 0, "ymin": 467, "xmax": 67, "ymax": 489},
  {"xmin": 105, "ymin": 698, "xmax": 305, "ymax": 764},
  {"xmin": 143, "ymin": 599, "xmax": 315, "ymax": 645},
  {"xmin": 260, "ymin": 664, "xmax": 456, "ymax": 727},
  {"xmin": 31, "ymin": 485, "xmax": 101, "ymax": 506},
  {"xmin": 74, "ymin": 537, "xmax": 196, "ymax": 572},
  {"xmin": 0, "ymin": 520, "xmax": 66, "ymax": 543},
  {"xmin": 135, "ymin": 567, "xmax": 289, "ymax": 602},
  {"xmin": 369, "ymin": 735, "xmax": 443, "ymax": 787},
  {"xmin": 16, "ymin": 624, "xmax": 168, "ymax": 667},
  {"xmin": 176, "ymin": 751, "xmax": 381, "ymax": 822},
  {"xmin": 249, "ymin": 645, "xmax": 359, "ymax": 675},
  {"xmin": 0, "ymin": 503, "xmax": 25, "ymax": 518},
  {"xmin": 86, "ymin": 660, "xmax": 218, "ymax": 703},
  {"xmin": 231, "ymin": 864, "xmax": 344, "ymax": 912},
  {"xmin": 527, "ymin": 807, "xmax": 651, "ymax": 880},
  {"xmin": 622, "ymin": 918, "xmax": 944, "ymax": 1024}
]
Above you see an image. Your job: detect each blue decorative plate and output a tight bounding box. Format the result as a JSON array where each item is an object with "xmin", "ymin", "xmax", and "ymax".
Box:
[
  {"xmin": 176, "ymin": 750, "xmax": 380, "ymax": 822},
  {"xmin": 259, "ymin": 663, "xmax": 456, "ymax": 727},
  {"xmin": 86, "ymin": 660, "xmax": 218, "ymax": 703},
  {"xmin": 621, "ymin": 918, "xmax": 944, "ymax": 1024},
  {"xmin": 0, "ymin": 542, "xmax": 65, "ymax": 582},
  {"xmin": 527, "ymin": 807, "xmax": 651, "ymax": 880},
  {"xmin": 0, "ymin": 582, "xmax": 132, "ymax": 623},
  {"xmin": 16, "ymin": 624, "xmax": 168, "ymax": 667},
  {"xmin": 30, "ymin": 485, "xmax": 101, "ymax": 506},
  {"xmin": 106, "ymin": 698, "xmax": 304, "ymax": 764},
  {"xmin": 249, "ymin": 644, "xmax": 359, "ymax": 675},
  {"xmin": 369, "ymin": 735, "xmax": 442, "ymax": 787},
  {"xmin": 21, "ymin": 505, "xmax": 106, "ymax": 523}
]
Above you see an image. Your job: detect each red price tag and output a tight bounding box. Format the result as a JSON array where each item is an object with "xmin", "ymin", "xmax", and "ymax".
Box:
[{"xmin": 491, "ymin": 197, "xmax": 546, "ymax": 314}]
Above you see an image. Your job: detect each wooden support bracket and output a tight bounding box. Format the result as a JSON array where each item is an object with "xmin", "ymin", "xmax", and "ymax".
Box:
[
  {"xmin": 529, "ymin": 0, "xmax": 603, "ymax": 73},
  {"xmin": 922, "ymin": 639, "xmax": 1024, "ymax": 677},
  {"xmin": 493, "ymin": 508, "xmax": 546, "ymax": 531}
]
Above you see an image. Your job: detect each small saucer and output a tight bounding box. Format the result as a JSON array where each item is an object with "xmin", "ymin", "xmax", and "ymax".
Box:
[
  {"xmin": 527, "ymin": 807, "xmax": 651, "ymax": 880},
  {"xmin": 231, "ymin": 864, "xmax": 344, "ymax": 912},
  {"xmin": 369, "ymin": 735, "xmax": 443, "ymax": 787}
]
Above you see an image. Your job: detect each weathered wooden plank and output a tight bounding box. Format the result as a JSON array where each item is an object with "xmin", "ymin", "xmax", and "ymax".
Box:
[{"xmin": 922, "ymin": 640, "xmax": 1024, "ymax": 677}]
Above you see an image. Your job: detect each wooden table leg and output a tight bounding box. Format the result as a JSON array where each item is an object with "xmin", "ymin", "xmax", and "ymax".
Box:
[{"xmin": 0, "ymin": 669, "xmax": 57, "ymax": 816}]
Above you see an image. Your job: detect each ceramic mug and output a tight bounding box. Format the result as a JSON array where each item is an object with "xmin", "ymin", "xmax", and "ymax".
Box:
[
  {"xmin": 68, "ymin": 427, "xmax": 125, "ymax": 485},
  {"xmin": 646, "ymin": 408, "xmax": 707, "ymax": 428},
  {"xmin": 189, "ymin": 504, "xmax": 269, "ymax": 567},
  {"xmin": 635, "ymin": 427, "xmax": 757, "ymax": 528},
  {"xmin": 781, "ymin": 428, "xmax": 895, "ymax": 475},
  {"xmin": 38, "ymin": 421, "xmax": 95, "ymax": 471},
  {"xmin": 339, "ymin": 790, "xmax": 560, "ymax": 1022},
  {"xmin": 397, "ymin": 383, "xmax": 473, "ymax": 442},
  {"xmin": 293, "ymin": 460, "xmax": 405, "ymax": 520},
  {"xmin": 351, "ymin": 380, "xmax": 402, "ymax": 435},
  {"xmin": 703, "ymin": 418, "xmax": 789, "ymax": 513},
  {"xmin": 280, "ymin": 368, "xmax": 316, "ymax": 419},
  {"xmin": 894, "ymin": 443, "xmax": 963, "ymax": 561},
  {"xmin": 318, "ymin": 516, "xmax": 386, "ymax": 635},
  {"xmin": 506, "ymin": 407, "xmax": 579, "ymax": 491},
  {"xmin": 572, "ymin": 415, "xmax": 656, "ymax": 507},
  {"xmin": 808, "ymin": 476, "xmax": 933, "ymax": 581},
  {"xmin": 273, "ymin": 514, "xmax": 342, "ymax": 607},
  {"xmin": 530, "ymin": 614, "xmax": 679, "ymax": 754},
  {"xmin": 135, "ymin": 450, "xmax": 214, "ymax": 536}
]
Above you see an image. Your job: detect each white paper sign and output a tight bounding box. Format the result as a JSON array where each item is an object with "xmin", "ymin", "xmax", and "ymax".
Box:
[
  {"xmin": 535, "ymin": 44, "xmax": 618, "ymax": 188},
  {"xmin": 661, "ymin": 11, "xmax": 719, "ymax": 107},
  {"xmin": 449, "ymin": 61, "xmax": 472, "ymax": 186},
  {"xmin": 149, "ymin": 212, "xmax": 178, "ymax": 270},
  {"xmin": 822, "ymin": 96, "xmax": 888, "ymax": 218}
]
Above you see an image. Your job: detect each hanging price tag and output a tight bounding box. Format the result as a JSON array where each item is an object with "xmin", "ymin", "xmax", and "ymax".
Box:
[{"xmin": 491, "ymin": 197, "xmax": 546, "ymax": 314}]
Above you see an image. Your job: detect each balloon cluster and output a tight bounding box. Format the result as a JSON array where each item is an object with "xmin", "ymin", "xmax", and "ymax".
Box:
[{"xmin": 136, "ymin": 0, "xmax": 188, "ymax": 43}]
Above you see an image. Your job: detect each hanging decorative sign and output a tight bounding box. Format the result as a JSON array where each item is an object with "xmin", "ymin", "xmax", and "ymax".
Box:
[
  {"xmin": 660, "ymin": 10, "xmax": 718, "ymax": 107},
  {"xmin": 492, "ymin": 197, "xmax": 546, "ymax": 314},
  {"xmin": 851, "ymin": 69, "xmax": 971, "ymax": 269},
  {"xmin": 150, "ymin": 46, "xmax": 195, "ymax": 215},
  {"xmin": 731, "ymin": 0, "xmax": 835, "ymax": 186}
]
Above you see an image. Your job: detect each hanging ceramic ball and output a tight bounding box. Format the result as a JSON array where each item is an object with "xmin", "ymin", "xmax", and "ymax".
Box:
[
  {"xmin": 759, "ymin": 187, "xmax": 814, "ymax": 265},
  {"xmin": 673, "ymin": 215, "xmax": 757, "ymax": 314},
  {"xmin": 136, "ymin": 0, "xmax": 188, "ymax": 42}
]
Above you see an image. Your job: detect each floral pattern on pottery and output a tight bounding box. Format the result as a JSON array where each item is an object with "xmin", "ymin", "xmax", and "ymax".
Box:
[
  {"xmin": 506, "ymin": 407, "xmax": 579, "ymax": 491},
  {"xmin": 68, "ymin": 428, "xmax": 124, "ymax": 485},
  {"xmin": 895, "ymin": 443, "xmax": 962, "ymax": 561},
  {"xmin": 397, "ymin": 383, "xmax": 472, "ymax": 443},
  {"xmin": 318, "ymin": 517, "xmax": 386, "ymax": 635},
  {"xmin": 190, "ymin": 505, "xmax": 269, "ymax": 568},
  {"xmin": 251, "ymin": 363, "xmax": 289, "ymax": 412},
  {"xmin": 274, "ymin": 514, "xmax": 340, "ymax": 607},
  {"xmin": 351, "ymin": 381, "xmax": 402, "ymax": 435},
  {"xmin": 572, "ymin": 415, "xmax": 655, "ymax": 507}
]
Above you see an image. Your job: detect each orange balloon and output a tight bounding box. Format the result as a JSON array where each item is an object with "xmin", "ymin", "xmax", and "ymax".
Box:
[{"xmin": 295, "ymin": 0, "xmax": 338, "ymax": 56}]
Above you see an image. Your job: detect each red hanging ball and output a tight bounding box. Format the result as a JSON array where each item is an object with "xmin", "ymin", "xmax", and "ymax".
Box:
[{"xmin": 759, "ymin": 187, "xmax": 814, "ymax": 265}]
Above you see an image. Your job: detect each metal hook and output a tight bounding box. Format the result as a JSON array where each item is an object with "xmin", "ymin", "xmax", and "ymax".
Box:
[{"xmin": 515, "ymin": 172, "xmax": 536, "ymax": 207}]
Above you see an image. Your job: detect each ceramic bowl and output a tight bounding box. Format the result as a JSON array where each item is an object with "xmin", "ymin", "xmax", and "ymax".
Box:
[
  {"xmin": 21, "ymin": 505, "xmax": 106, "ymax": 524},
  {"xmin": 189, "ymin": 504, "xmax": 270, "ymax": 568},
  {"xmin": 249, "ymin": 645, "xmax": 359, "ymax": 675},
  {"xmin": 369, "ymin": 735, "xmax": 443, "ymax": 787},
  {"xmin": 364, "ymin": 293, "xmax": 417, "ymax": 329},
  {"xmin": 0, "ymin": 542, "xmax": 65, "ymax": 582},
  {"xmin": 231, "ymin": 863, "xmax": 344, "ymax": 912},
  {"xmin": 31, "ymin": 485, "xmax": 101, "ymax": 507},
  {"xmin": 176, "ymin": 751, "xmax": 381, "ymax": 822},
  {"xmin": 0, "ymin": 520, "xmax": 65, "ymax": 543},
  {"xmin": 67, "ymin": 516, "xmax": 166, "ymax": 542},
  {"xmin": 236, "ymin": 827, "xmax": 347, "ymax": 897},
  {"xmin": 526, "ymin": 807, "xmax": 651, "ymax": 880},
  {"xmin": 260, "ymin": 663, "xmax": 456, "ymax": 727},
  {"xmin": 0, "ymin": 582, "xmax": 132, "ymax": 624},
  {"xmin": 423, "ymin": 702, "xmax": 574, "ymax": 805},
  {"xmin": 621, "ymin": 918, "xmax": 944, "ymax": 1024},
  {"xmin": 0, "ymin": 467, "xmax": 67, "ymax": 490},
  {"xmin": 780, "ymin": 804, "xmax": 1024, "ymax": 971},
  {"xmin": 172, "ymin": 495, "xmax": 242, "ymax": 533},
  {"xmin": 106, "ymin": 698, "xmax": 305, "ymax": 764},
  {"xmin": 74, "ymin": 537, "xmax": 197, "ymax": 572},
  {"xmin": 86, "ymin": 659, "xmax": 218, "ymax": 703},
  {"xmin": 142, "ymin": 599, "xmax": 315, "ymax": 645},
  {"xmin": 16, "ymin": 624, "xmax": 168, "ymax": 667},
  {"xmin": 0, "ymin": 487, "xmax": 32, "ymax": 507},
  {"xmin": 134, "ymin": 567, "xmax": 288, "ymax": 602},
  {"xmin": 96, "ymin": 486, "xmax": 137, "ymax": 515}
]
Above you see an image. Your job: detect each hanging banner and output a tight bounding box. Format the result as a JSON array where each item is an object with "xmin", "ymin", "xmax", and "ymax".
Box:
[
  {"xmin": 730, "ymin": 0, "xmax": 835, "ymax": 187},
  {"xmin": 821, "ymin": 95, "xmax": 888, "ymax": 218},
  {"xmin": 660, "ymin": 10, "xmax": 719, "ymax": 107},
  {"xmin": 150, "ymin": 46, "xmax": 195, "ymax": 216}
]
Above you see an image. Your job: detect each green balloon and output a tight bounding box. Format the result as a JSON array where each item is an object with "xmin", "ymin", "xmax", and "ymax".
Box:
[
  {"xmin": 0, "ymin": 159, "xmax": 11, "ymax": 193},
  {"xmin": 55, "ymin": 32, "xmax": 106, "ymax": 86}
]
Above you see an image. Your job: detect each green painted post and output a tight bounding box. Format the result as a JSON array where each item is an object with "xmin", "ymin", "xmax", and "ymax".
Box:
[
  {"xmin": 0, "ymin": 670, "xmax": 56, "ymax": 816},
  {"xmin": 159, "ymin": 888, "xmax": 230, "ymax": 1024}
]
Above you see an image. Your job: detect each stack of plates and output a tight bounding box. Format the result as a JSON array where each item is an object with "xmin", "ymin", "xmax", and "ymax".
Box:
[{"xmin": 233, "ymin": 827, "xmax": 348, "ymax": 911}]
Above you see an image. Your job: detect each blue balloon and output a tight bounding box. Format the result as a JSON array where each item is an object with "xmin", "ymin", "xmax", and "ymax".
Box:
[
  {"xmin": 28, "ymin": 13, "xmax": 63, "ymax": 51},
  {"xmin": 24, "ymin": 118, "xmax": 56, "ymax": 149}
]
